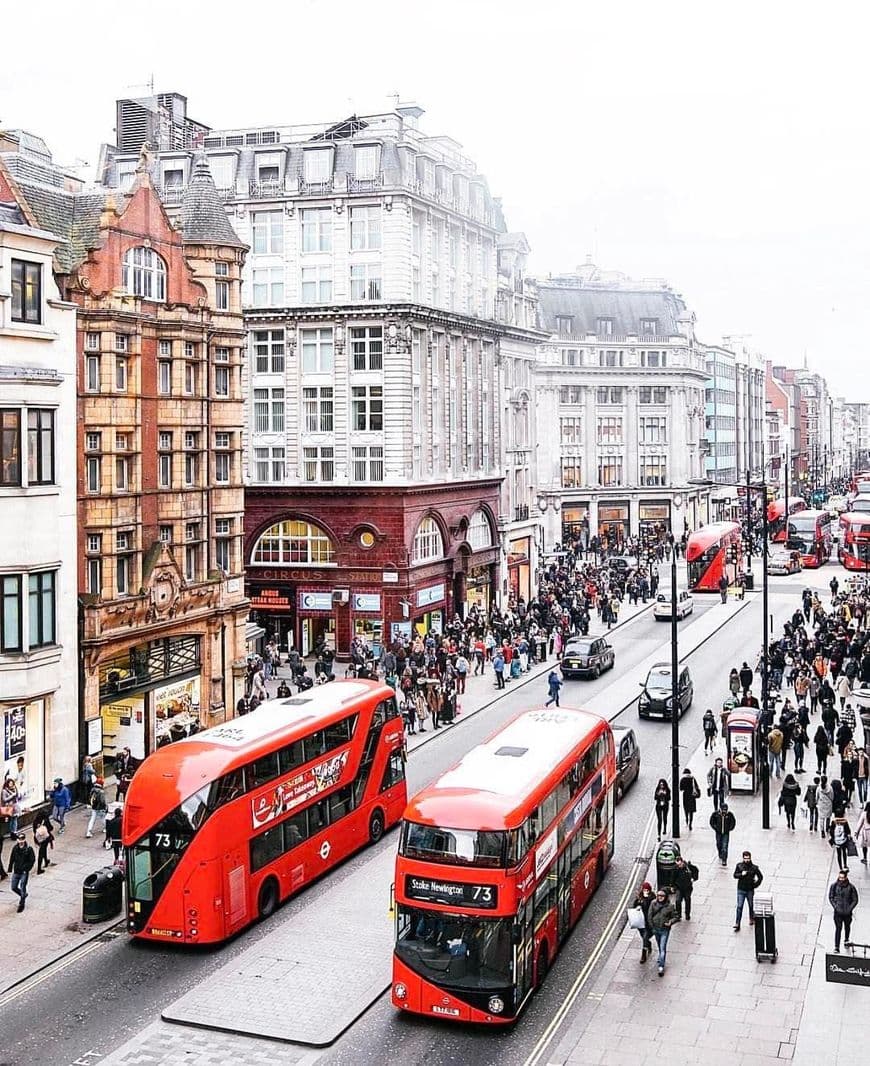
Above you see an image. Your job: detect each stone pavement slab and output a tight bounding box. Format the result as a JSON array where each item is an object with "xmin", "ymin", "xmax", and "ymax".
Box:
[
  {"xmin": 162, "ymin": 843, "xmax": 395, "ymax": 1045},
  {"xmin": 99, "ymin": 1020, "xmax": 319, "ymax": 1065}
]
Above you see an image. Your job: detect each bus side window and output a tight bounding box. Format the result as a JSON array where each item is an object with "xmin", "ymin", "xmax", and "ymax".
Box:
[
  {"xmin": 380, "ymin": 697, "xmax": 400, "ymax": 721},
  {"xmin": 304, "ymin": 731, "xmax": 328, "ymax": 762},
  {"xmin": 324, "ymin": 717, "xmax": 352, "ymax": 750},
  {"xmin": 251, "ymin": 751, "xmax": 280, "ymax": 788},
  {"xmin": 328, "ymin": 785, "xmax": 354, "ymax": 821},
  {"xmin": 279, "ymin": 740, "xmax": 305, "ymax": 774},
  {"xmin": 210, "ymin": 768, "xmax": 246, "ymax": 809},
  {"xmin": 380, "ymin": 751, "xmax": 405, "ymax": 791},
  {"xmin": 307, "ymin": 798, "xmax": 330, "ymax": 835},
  {"xmin": 282, "ymin": 810, "xmax": 307, "ymax": 851}
]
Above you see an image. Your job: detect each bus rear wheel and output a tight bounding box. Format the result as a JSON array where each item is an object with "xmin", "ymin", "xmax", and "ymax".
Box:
[
  {"xmin": 257, "ymin": 877, "xmax": 279, "ymax": 920},
  {"xmin": 369, "ymin": 808, "xmax": 385, "ymax": 844},
  {"xmin": 535, "ymin": 943, "xmax": 550, "ymax": 988}
]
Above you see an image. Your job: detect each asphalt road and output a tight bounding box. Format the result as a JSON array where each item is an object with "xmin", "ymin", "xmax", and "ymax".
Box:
[{"xmin": 1, "ymin": 565, "xmax": 832, "ymax": 1066}]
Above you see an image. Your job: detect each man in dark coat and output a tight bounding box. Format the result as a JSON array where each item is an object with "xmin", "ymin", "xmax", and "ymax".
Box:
[
  {"xmin": 829, "ymin": 868, "xmax": 859, "ymax": 952},
  {"xmin": 709, "ymin": 803, "xmax": 736, "ymax": 866}
]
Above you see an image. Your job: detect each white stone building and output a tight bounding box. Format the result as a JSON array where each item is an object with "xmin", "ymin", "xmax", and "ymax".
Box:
[{"xmin": 0, "ymin": 163, "xmax": 78, "ymax": 804}]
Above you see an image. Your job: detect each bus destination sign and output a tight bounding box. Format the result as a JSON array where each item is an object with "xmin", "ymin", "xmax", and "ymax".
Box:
[{"xmin": 405, "ymin": 874, "xmax": 498, "ymax": 909}]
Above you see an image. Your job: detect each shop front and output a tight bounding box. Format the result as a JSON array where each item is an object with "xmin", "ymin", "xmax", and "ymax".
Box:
[
  {"xmin": 2, "ymin": 699, "xmax": 45, "ymax": 814},
  {"xmin": 639, "ymin": 501, "xmax": 671, "ymax": 546},
  {"xmin": 561, "ymin": 506, "xmax": 589, "ymax": 547},
  {"xmin": 248, "ymin": 583, "xmax": 294, "ymax": 650},
  {"xmin": 297, "ymin": 591, "xmax": 336, "ymax": 656},
  {"xmin": 466, "ymin": 565, "xmax": 492, "ymax": 614},
  {"xmin": 352, "ymin": 592, "xmax": 383, "ymax": 658},
  {"xmin": 415, "ymin": 582, "xmax": 446, "ymax": 637},
  {"xmin": 598, "ymin": 502, "xmax": 629, "ymax": 547},
  {"xmin": 506, "ymin": 539, "xmax": 531, "ymax": 604}
]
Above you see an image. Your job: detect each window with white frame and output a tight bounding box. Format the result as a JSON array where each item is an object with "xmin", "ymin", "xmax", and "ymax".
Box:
[
  {"xmin": 214, "ymin": 451, "xmax": 231, "ymax": 484},
  {"xmin": 353, "ymin": 145, "xmax": 380, "ymax": 181},
  {"xmin": 85, "ymin": 332, "xmax": 100, "ymax": 351},
  {"xmin": 560, "ymin": 416, "xmax": 583, "ymax": 445},
  {"xmin": 596, "ymin": 387, "xmax": 624, "ymax": 405},
  {"xmin": 86, "ymin": 556, "xmax": 102, "ymax": 597},
  {"xmin": 26, "ymin": 570, "xmax": 56, "ymax": 646},
  {"xmin": 116, "ymin": 530, "xmax": 132, "ymax": 551},
  {"xmin": 302, "ymin": 446, "xmax": 335, "ymax": 482},
  {"xmin": 27, "ymin": 409, "xmax": 55, "ymax": 484},
  {"xmin": 639, "ymin": 416, "xmax": 668, "ymax": 444},
  {"xmin": 351, "ymin": 445, "xmax": 383, "ymax": 482},
  {"xmin": 158, "ymin": 450, "xmax": 172, "ymax": 489},
  {"xmin": 122, "ymin": 247, "xmax": 166, "ymax": 302},
  {"xmin": 116, "ymin": 552, "xmax": 135, "ymax": 595},
  {"xmin": 115, "ymin": 334, "xmax": 129, "ymax": 352},
  {"xmin": 641, "ymin": 350, "xmax": 666, "ymax": 368},
  {"xmin": 350, "ymin": 205, "xmax": 381, "ymax": 250},
  {"xmin": 158, "ymin": 339, "xmax": 171, "ymax": 357},
  {"xmin": 252, "ymin": 387, "xmax": 284, "ymax": 432},
  {"xmin": 253, "ymin": 330, "xmax": 285, "ymax": 374},
  {"xmin": 597, "ymin": 455, "xmax": 623, "ymax": 486},
  {"xmin": 184, "ymin": 452, "xmax": 198, "ymax": 487},
  {"xmin": 86, "ymin": 533, "xmax": 102, "ymax": 554},
  {"xmin": 303, "ymin": 148, "xmax": 333, "ymax": 184},
  {"xmin": 251, "ymin": 519, "xmax": 335, "ymax": 565},
  {"xmin": 300, "ymin": 328, "xmax": 334, "ymax": 374},
  {"xmin": 412, "ymin": 516, "xmax": 443, "ymax": 563},
  {"xmin": 301, "ymin": 265, "xmax": 333, "ymax": 304},
  {"xmin": 184, "ymin": 431, "xmax": 199, "ymax": 450},
  {"xmin": 184, "ymin": 342, "xmax": 196, "ymax": 359},
  {"xmin": 596, "ymin": 317, "xmax": 614, "ymax": 336},
  {"xmin": 184, "ymin": 544, "xmax": 200, "ymax": 583},
  {"xmin": 158, "ymin": 360, "xmax": 171, "ymax": 395},
  {"xmin": 561, "ymin": 348, "xmax": 580, "ymax": 366},
  {"xmin": 86, "ymin": 456, "xmax": 101, "ymax": 493},
  {"xmin": 350, "ymin": 326, "xmax": 383, "ymax": 371},
  {"xmin": 251, "ymin": 267, "xmax": 284, "ymax": 306},
  {"xmin": 561, "ymin": 457, "xmax": 584, "ymax": 488},
  {"xmin": 302, "ymin": 386, "xmax": 334, "ymax": 432},
  {"xmin": 555, "ymin": 315, "xmax": 573, "ymax": 336},
  {"xmin": 640, "ymin": 318, "xmax": 658, "ymax": 336},
  {"xmin": 251, "ymin": 211, "xmax": 284, "ymax": 255},
  {"xmin": 115, "ymin": 432, "xmax": 129, "ymax": 452},
  {"xmin": 351, "ymin": 386, "xmax": 383, "ymax": 431},
  {"xmin": 214, "ymin": 532, "xmax": 231, "ymax": 573},
  {"xmin": 301, "ymin": 208, "xmax": 332, "ymax": 253},
  {"xmin": 159, "ymin": 525, "xmax": 173, "ymax": 544},
  {"xmin": 600, "ymin": 350, "xmax": 622, "ymax": 368},
  {"xmin": 85, "ymin": 431, "xmax": 101, "ymax": 452},
  {"xmin": 214, "ymin": 348, "xmax": 230, "ymax": 396},
  {"xmin": 253, "ymin": 446, "xmax": 285, "ymax": 483},
  {"xmin": 184, "ymin": 361, "xmax": 198, "ymax": 396},
  {"xmin": 11, "ymin": 262, "xmax": 43, "ymax": 325},
  {"xmin": 350, "ymin": 263, "xmax": 382, "ymax": 301},
  {"xmin": 559, "ymin": 385, "xmax": 583, "ymax": 405},
  {"xmin": 597, "ymin": 416, "xmax": 623, "ymax": 444},
  {"xmin": 85, "ymin": 355, "xmax": 100, "ymax": 393},
  {"xmin": 215, "ymin": 280, "xmax": 229, "ymax": 311},
  {"xmin": 639, "ymin": 386, "xmax": 667, "ymax": 405},
  {"xmin": 115, "ymin": 356, "xmax": 128, "ymax": 392},
  {"xmin": 640, "ymin": 456, "xmax": 668, "ymax": 486},
  {"xmin": 115, "ymin": 456, "xmax": 130, "ymax": 491},
  {"xmin": 467, "ymin": 509, "xmax": 492, "ymax": 550}
]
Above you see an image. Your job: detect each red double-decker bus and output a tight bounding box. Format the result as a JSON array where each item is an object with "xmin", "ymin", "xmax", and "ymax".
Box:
[
  {"xmin": 124, "ymin": 680, "xmax": 406, "ymax": 944},
  {"xmin": 767, "ymin": 496, "xmax": 807, "ymax": 542},
  {"xmin": 391, "ymin": 706, "xmax": 615, "ymax": 1024},
  {"xmin": 840, "ymin": 512, "xmax": 870, "ymax": 572},
  {"xmin": 786, "ymin": 508, "xmax": 832, "ymax": 568},
  {"xmin": 686, "ymin": 521, "xmax": 743, "ymax": 592}
]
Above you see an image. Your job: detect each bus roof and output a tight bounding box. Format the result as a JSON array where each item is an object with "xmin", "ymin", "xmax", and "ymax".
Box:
[
  {"xmin": 789, "ymin": 508, "xmax": 829, "ymax": 524},
  {"xmin": 404, "ymin": 706, "xmax": 609, "ymax": 832},
  {"xmin": 767, "ymin": 496, "xmax": 807, "ymax": 519},
  {"xmin": 841, "ymin": 512, "xmax": 870, "ymax": 527},
  {"xmin": 124, "ymin": 680, "xmax": 392, "ymax": 825}
]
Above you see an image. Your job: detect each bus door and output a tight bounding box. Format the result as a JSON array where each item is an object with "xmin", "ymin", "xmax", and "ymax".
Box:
[
  {"xmin": 222, "ymin": 852, "xmax": 248, "ymax": 935},
  {"xmin": 514, "ymin": 897, "xmax": 533, "ymax": 1008},
  {"xmin": 557, "ymin": 846, "xmax": 572, "ymax": 941}
]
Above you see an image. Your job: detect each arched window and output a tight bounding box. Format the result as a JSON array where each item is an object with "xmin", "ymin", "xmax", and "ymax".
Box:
[
  {"xmin": 468, "ymin": 508, "xmax": 493, "ymax": 550},
  {"xmin": 123, "ymin": 246, "xmax": 167, "ymax": 301},
  {"xmin": 412, "ymin": 516, "xmax": 443, "ymax": 563},
  {"xmin": 251, "ymin": 519, "xmax": 335, "ymax": 565}
]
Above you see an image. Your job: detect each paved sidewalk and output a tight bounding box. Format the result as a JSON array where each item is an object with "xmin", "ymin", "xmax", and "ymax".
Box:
[
  {"xmin": 0, "ymin": 803, "xmax": 122, "ymax": 992},
  {"xmin": 548, "ymin": 726, "xmax": 852, "ymax": 1066}
]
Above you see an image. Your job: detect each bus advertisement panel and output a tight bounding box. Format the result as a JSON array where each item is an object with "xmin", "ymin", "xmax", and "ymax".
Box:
[
  {"xmin": 123, "ymin": 680, "xmax": 407, "ymax": 944},
  {"xmin": 686, "ymin": 521, "xmax": 743, "ymax": 592},
  {"xmin": 767, "ymin": 497, "xmax": 807, "ymax": 542},
  {"xmin": 840, "ymin": 512, "xmax": 870, "ymax": 572},
  {"xmin": 786, "ymin": 509, "xmax": 832, "ymax": 568},
  {"xmin": 392, "ymin": 706, "xmax": 615, "ymax": 1024}
]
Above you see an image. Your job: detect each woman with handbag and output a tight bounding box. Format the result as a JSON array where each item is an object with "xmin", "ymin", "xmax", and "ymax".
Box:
[
  {"xmin": 829, "ymin": 809, "xmax": 855, "ymax": 871},
  {"xmin": 679, "ymin": 768, "xmax": 701, "ymax": 831},
  {"xmin": 630, "ymin": 881, "xmax": 655, "ymax": 963},
  {"xmin": 777, "ymin": 773, "xmax": 802, "ymax": 830},
  {"xmin": 32, "ymin": 810, "xmax": 54, "ymax": 873}
]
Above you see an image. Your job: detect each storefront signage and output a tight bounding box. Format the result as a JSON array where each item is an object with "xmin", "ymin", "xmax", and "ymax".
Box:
[
  {"xmin": 154, "ymin": 677, "xmax": 200, "ymax": 719},
  {"xmin": 255, "ymin": 569, "xmax": 380, "ymax": 582},
  {"xmin": 416, "ymin": 583, "xmax": 446, "ymax": 608},
  {"xmin": 382, "ymin": 571, "xmax": 399, "ymax": 584},
  {"xmin": 299, "ymin": 592, "xmax": 333, "ymax": 611},
  {"xmin": 250, "ymin": 587, "xmax": 292, "ymax": 610},
  {"xmin": 404, "ymin": 874, "xmax": 498, "ymax": 909},
  {"xmin": 391, "ymin": 622, "xmax": 412, "ymax": 643},
  {"xmin": 251, "ymin": 747, "xmax": 351, "ymax": 829},
  {"xmin": 639, "ymin": 504, "xmax": 670, "ymax": 521},
  {"xmin": 3, "ymin": 707, "xmax": 25, "ymax": 760},
  {"xmin": 535, "ymin": 828, "xmax": 558, "ymax": 878},
  {"xmin": 353, "ymin": 594, "xmax": 381, "ymax": 612},
  {"xmin": 826, "ymin": 953, "xmax": 870, "ymax": 986},
  {"xmin": 429, "ymin": 610, "xmax": 443, "ymax": 635}
]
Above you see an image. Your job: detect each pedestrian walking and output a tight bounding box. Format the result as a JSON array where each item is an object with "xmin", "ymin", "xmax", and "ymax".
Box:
[
  {"xmin": 829, "ymin": 809, "xmax": 854, "ymax": 871},
  {"xmin": 857, "ymin": 747, "xmax": 869, "ymax": 804},
  {"xmin": 32, "ymin": 810, "xmax": 54, "ymax": 873},
  {"xmin": 733, "ymin": 850, "xmax": 764, "ymax": 931},
  {"xmin": 814, "ymin": 726, "xmax": 831, "ymax": 776},
  {"xmin": 739, "ymin": 661, "xmax": 754, "ymax": 696},
  {"xmin": 718, "ymin": 574, "xmax": 729, "ymax": 604},
  {"xmin": 767, "ymin": 725, "xmax": 785, "ymax": 779},
  {"xmin": 1, "ymin": 775, "xmax": 20, "ymax": 836},
  {"xmin": 105, "ymin": 807, "xmax": 123, "ymax": 863},
  {"xmin": 654, "ymin": 779, "xmax": 671, "ymax": 840},
  {"xmin": 710, "ymin": 803, "xmax": 736, "ymax": 865},
  {"xmin": 804, "ymin": 776, "xmax": 821, "ymax": 833},
  {"xmin": 679, "ymin": 768, "xmax": 701, "ymax": 830},
  {"xmin": 829, "ymin": 868, "xmax": 859, "ymax": 952},
  {"xmin": 818, "ymin": 776, "xmax": 835, "ymax": 838},
  {"xmin": 777, "ymin": 773, "xmax": 801, "ymax": 830},
  {"xmin": 792, "ymin": 721, "xmax": 808, "ymax": 773},
  {"xmin": 702, "ymin": 709, "xmax": 718, "ymax": 754},
  {"xmin": 648, "ymin": 888, "xmax": 678, "ymax": 976},
  {"xmin": 49, "ymin": 777, "xmax": 71, "ymax": 833},
  {"xmin": 544, "ymin": 670, "xmax": 562, "ymax": 708},
  {"xmin": 632, "ymin": 881, "xmax": 655, "ymax": 963},
  {"xmin": 728, "ymin": 668, "xmax": 741, "ymax": 700},
  {"xmin": 86, "ymin": 777, "xmax": 108, "ymax": 838},
  {"xmin": 493, "ymin": 651, "xmax": 505, "ymax": 690},
  {"xmin": 8, "ymin": 832, "xmax": 35, "ymax": 912},
  {"xmin": 707, "ymin": 757, "xmax": 731, "ymax": 811},
  {"xmin": 673, "ymin": 855, "xmax": 698, "ymax": 920},
  {"xmin": 80, "ymin": 755, "xmax": 97, "ymax": 805},
  {"xmin": 855, "ymin": 802, "xmax": 870, "ymax": 864}
]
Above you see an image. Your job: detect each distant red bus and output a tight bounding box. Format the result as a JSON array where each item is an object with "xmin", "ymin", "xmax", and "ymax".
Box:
[
  {"xmin": 851, "ymin": 494, "xmax": 870, "ymax": 514},
  {"xmin": 786, "ymin": 509, "xmax": 832, "ymax": 568},
  {"xmin": 124, "ymin": 680, "xmax": 407, "ymax": 944},
  {"xmin": 686, "ymin": 521, "xmax": 743, "ymax": 592},
  {"xmin": 392, "ymin": 706, "xmax": 615, "ymax": 1024},
  {"xmin": 767, "ymin": 497, "xmax": 807, "ymax": 542},
  {"xmin": 840, "ymin": 512, "xmax": 870, "ymax": 572},
  {"xmin": 850, "ymin": 472, "xmax": 870, "ymax": 496}
]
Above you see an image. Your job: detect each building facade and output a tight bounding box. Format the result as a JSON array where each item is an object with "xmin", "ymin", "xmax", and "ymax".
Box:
[
  {"xmin": 534, "ymin": 264, "xmax": 710, "ymax": 547},
  {"xmin": 0, "ymin": 163, "xmax": 78, "ymax": 806},
  {"xmin": 846, "ymin": 403, "xmax": 870, "ymax": 472},
  {"xmin": 4, "ymin": 139, "xmax": 250, "ymax": 765}
]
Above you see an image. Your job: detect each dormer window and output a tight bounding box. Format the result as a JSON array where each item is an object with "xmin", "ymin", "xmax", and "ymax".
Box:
[
  {"xmin": 640, "ymin": 319, "xmax": 658, "ymax": 335},
  {"xmin": 354, "ymin": 145, "xmax": 380, "ymax": 181},
  {"xmin": 122, "ymin": 247, "xmax": 166, "ymax": 302},
  {"xmin": 597, "ymin": 317, "xmax": 614, "ymax": 336},
  {"xmin": 303, "ymin": 148, "xmax": 333, "ymax": 184},
  {"xmin": 555, "ymin": 315, "xmax": 574, "ymax": 336},
  {"xmin": 11, "ymin": 260, "xmax": 42, "ymax": 324}
]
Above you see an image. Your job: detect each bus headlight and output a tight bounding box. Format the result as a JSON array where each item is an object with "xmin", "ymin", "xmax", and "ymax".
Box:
[
  {"xmin": 488, "ymin": 995, "xmax": 505, "ymax": 1014},
  {"xmin": 394, "ymin": 982, "xmax": 407, "ymax": 1000}
]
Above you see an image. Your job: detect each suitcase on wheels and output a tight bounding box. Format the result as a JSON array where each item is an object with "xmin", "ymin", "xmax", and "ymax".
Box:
[{"xmin": 754, "ymin": 914, "xmax": 778, "ymax": 962}]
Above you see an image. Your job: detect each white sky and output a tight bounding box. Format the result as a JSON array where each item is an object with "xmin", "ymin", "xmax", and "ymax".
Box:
[{"xmin": 3, "ymin": 0, "xmax": 868, "ymax": 396}]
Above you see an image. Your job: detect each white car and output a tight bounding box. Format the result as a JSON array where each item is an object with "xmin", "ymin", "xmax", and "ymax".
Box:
[
  {"xmin": 851, "ymin": 682, "xmax": 870, "ymax": 711},
  {"xmin": 768, "ymin": 548, "xmax": 802, "ymax": 576},
  {"xmin": 653, "ymin": 590, "xmax": 694, "ymax": 620}
]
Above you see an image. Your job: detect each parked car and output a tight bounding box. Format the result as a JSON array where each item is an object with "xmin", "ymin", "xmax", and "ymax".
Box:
[
  {"xmin": 612, "ymin": 726, "xmax": 640, "ymax": 801},
  {"xmin": 653, "ymin": 590, "xmax": 694, "ymax": 620},
  {"xmin": 559, "ymin": 635, "xmax": 615, "ymax": 679},
  {"xmin": 638, "ymin": 662, "xmax": 694, "ymax": 719},
  {"xmin": 768, "ymin": 548, "xmax": 802, "ymax": 576},
  {"xmin": 606, "ymin": 557, "xmax": 631, "ymax": 574}
]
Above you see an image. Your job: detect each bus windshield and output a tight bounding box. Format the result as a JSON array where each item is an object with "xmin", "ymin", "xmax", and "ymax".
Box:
[
  {"xmin": 395, "ymin": 905, "xmax": 513, "ymax": 990},
  {"xmin": 128, "ymin": 784, "xmax": 212, "ymax": 903},
  {"xmin": 401, "ymin": 822, "xmax": 506, "ymax": 868}
]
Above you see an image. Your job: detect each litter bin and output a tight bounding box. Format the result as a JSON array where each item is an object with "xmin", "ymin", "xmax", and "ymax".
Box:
[
  {"xmin": 753, "ymin": 891, "xmax": 777, "ymax": 962},
  {"xmin": 743, "ymin": 572, "xmax": 755, "ymax": 591},
  {"xmin": 82, "ymin": 865, "xmax": 124, "ymax": 924},
  {"xmin": 655, "ymin": 839, "xmax": 680, "ymax": 893}
]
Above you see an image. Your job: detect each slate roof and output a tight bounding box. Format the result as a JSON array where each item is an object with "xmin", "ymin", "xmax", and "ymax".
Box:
[
  {"xmin": 537, "ymin": 282, "xmax": 688, "ymax": 338},
  {"xmin": 179, "ymin": 156, "xmax": 245, "ymax": 247},
  {"xmin": 8, "ymin": 178, "xmax": 106, "ymax": 273},
  {"xmin": 0, "ymin": 201, "xmax": 26, "ymax": 227}
]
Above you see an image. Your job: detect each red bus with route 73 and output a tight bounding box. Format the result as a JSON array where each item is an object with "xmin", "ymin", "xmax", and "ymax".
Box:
[
  {"xmin": 391, "ymin": 706, "xmax": 615, "ymax": 1024},
  {"xmin": 123, "ymin": 680, "xmax": 406, "ymax": 944}
]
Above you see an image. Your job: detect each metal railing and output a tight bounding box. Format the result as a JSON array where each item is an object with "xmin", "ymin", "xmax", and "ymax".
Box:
[
  {"xmin": 348, "ymin": 175, "xmax": 383, "ymax": 193},
  {"xmin": 300, "ymin": 179, "xmax": 334, "ymax": 196},
  {"xmin": 248, "ymin": 180, "xmax": 285, "ymax": 199},
  {"xmin": 514, "ymin": 504, "xmax": 530, "ymax": 521}
]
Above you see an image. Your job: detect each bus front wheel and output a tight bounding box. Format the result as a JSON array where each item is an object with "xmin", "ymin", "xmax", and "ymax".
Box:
[
  {"xmin": 369, "ymin": 808, "xmax": 385, "ymax": 844},
  {"xmin": 257, "ymin": 877, "xmax": 280, "ymax": 920}
]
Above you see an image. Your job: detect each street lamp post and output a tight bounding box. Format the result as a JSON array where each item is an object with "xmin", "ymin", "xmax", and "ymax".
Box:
[
  {"xmin": 760, "ymin": 477, "xmax": 771, "ymax": 830},
  {"xmin": 670, "ymin": 547, "xmax": 680, "ymax": 839}
]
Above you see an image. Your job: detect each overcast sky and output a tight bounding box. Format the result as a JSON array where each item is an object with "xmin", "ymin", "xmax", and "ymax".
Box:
[{"xmin": 3, "ymin": 0, "xmax": 867, "ymax": 397}]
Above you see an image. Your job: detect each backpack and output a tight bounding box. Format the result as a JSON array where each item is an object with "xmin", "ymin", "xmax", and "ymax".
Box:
[
  {"xmin": 90, "ymin": 788, "xmax": 107, "ymax": 812},
  {"xmin": 34, "ymin": 824, "xmax": 50, "ymax": 844},
  {"xmin": 688, "ymin": 862, "xmax": 699, "ymax": 882}
]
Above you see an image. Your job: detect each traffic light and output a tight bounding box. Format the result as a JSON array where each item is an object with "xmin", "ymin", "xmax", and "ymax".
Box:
[{"xmin": 727, "ymin": 543, "xmax": 738, "ymax": 565}]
